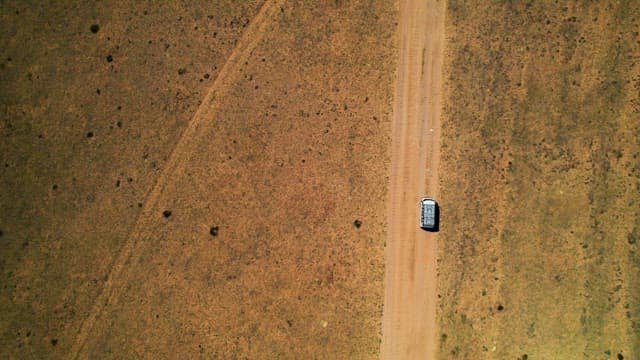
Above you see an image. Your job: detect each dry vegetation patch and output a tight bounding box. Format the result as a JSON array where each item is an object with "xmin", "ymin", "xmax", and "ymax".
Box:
[
  {"xmin": 438, "ymin": 1, "xmax": 639, "ymax": 359},
  {"xmin": 1, "ymin": 1, "xmax": 397, "ymax": 358}
]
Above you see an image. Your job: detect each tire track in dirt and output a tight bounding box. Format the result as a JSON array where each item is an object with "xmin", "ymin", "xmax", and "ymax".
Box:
[
  {"xmin": 381, "ymin": 0, "xmax": 445, "ymax": 359},
  {"xmin": 65, "ymin": 1, "xmax": 284, "ymax": 358}
]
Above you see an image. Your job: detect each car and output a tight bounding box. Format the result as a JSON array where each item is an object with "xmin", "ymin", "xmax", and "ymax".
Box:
[{"xmin": 420, "ymin": 197, "xmax": 438, "ymax": 230}]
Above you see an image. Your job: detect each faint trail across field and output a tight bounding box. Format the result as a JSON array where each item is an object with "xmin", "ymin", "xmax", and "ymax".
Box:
[
  {"xmin": 380, "ymin": 0, "xmax": 445, "ymax": 359},
  {"xmin": 65, "ymin": 1, "xmax": 284, "ymax": 358}
]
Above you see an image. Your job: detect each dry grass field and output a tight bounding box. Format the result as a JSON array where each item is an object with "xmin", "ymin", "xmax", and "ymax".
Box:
[
  {"xmin": 1, "ymin": 1, "xmax": 397, "ymax": 358},
  {"xmin": 437, "ymin": 1, "xmax": 639, "ymax": 359},
  {"xmin": 4, "ymin": 0, "xmax": 638, "ymax": 359},
  {"xmin": 1, "ymin": 1, "xmax": 265, "ymax": 357}
]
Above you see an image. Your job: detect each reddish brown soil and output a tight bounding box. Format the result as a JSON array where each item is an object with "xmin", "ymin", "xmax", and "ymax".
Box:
[{"xmin": 0, "ymin": 1, "xmax": 398, "ymax": 358}]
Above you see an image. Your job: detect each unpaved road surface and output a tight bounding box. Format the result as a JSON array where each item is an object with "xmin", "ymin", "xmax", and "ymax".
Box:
[{"xmin": 381, "ymin": 0, "xmax": 445, "ymax": 359}]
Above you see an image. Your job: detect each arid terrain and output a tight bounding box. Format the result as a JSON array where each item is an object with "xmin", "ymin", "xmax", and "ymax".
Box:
[
  {"xmin": 2, "ymin": 0, "xmax": 639, "ymax": 359},
  {"xmin": 1, "ymin": 1, "xmax": 396, "ymax": 358},
  {"xmin": 437, "ymin": 1, "xmax": 639, "ymax": 359}
]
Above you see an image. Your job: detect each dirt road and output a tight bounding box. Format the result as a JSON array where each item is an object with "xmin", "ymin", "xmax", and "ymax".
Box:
[{"xmin": 380, "ymin": 0, "xmax": 445, "ymax": 359}]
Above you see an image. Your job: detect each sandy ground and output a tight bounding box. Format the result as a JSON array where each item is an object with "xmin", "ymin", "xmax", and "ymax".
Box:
[
  {"xmin": 1, "ymin": 1, "xmax": 398, "ymax": 358},
  {"xmin": 437, "ymin": 1, "xmax": 639, "ymax": 358},
  {"xmin": 66, "ymin": 2, "xmax": 287, "ymax": 358},
  {"xmin": 380, "ymin": 0, "xmax": 445, "ymax": 359}
]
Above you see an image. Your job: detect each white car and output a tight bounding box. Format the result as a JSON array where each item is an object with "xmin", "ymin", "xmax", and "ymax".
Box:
[{"xmin": 420, "ymin": 197, "xmax": 438, "ymax": 230}]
